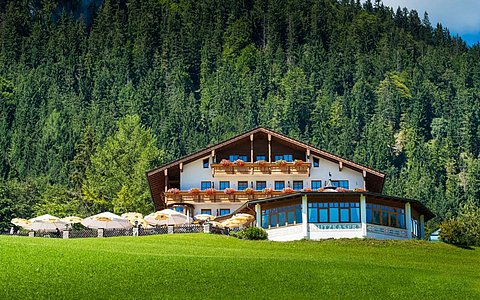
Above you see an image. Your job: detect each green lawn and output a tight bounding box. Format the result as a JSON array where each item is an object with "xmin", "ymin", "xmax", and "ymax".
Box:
[{"xmin": 0, "ymin": 234, "xmax": 479, "ymax": 299}]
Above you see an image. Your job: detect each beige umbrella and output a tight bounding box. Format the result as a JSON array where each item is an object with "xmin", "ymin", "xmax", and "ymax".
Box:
[
  {"xmin": 61, "ymin": 216, "xmax": 83, "ymax": 224},
  {"xmin": 121, "ymin": 213, "xmax": 151, "ymax": 228},
  {"xmin": 232, "ymin": 213, "xmax": 254, "ymax": 221},
  {"xmin": 11, "ymin": 218, "xmax": 32, "ymax": 228},
  {"xmin": 194, "ymin": 214, "xmax": 215, "ymax": 221},
  {"xmin": 28, "ymin": 214, "xmax": 67, "ymax": 232},
  {"xmin": 81, "ymin": 212, "xmax": 132, "ymax": 229},
  {"xmin": 145, "ymin": 209, "xmax": 191, "ymax": 226}
]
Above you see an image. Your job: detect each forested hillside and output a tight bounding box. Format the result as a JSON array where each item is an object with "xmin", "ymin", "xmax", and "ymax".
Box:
[{"xmin": 1, "ymin": 0, "xmax": 479, "ymax": 232}]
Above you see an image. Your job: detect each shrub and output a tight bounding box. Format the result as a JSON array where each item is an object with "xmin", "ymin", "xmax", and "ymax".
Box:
[
  {"xmin": 439, "ymin": 219, "xmax": 469, "ymax": 246},
  {"xmin": 236, "ymin": 227, "xmax": 268, "ymax": 240}
]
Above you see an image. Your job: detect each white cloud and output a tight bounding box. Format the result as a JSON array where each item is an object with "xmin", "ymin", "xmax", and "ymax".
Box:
[{"xmin": 377, "ymin": 0, "xmax": 480, "ymax": 34}]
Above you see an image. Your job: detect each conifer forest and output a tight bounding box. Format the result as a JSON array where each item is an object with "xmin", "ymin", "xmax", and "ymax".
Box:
[{"xmin": 1, "ymin": 0, "xmax": 480, "ymax": 233}]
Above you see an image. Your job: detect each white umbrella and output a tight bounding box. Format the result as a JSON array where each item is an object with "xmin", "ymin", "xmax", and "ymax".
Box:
[
  {"xmin": 81, "ymin": 212, "xmax": 132, "ymax": 229},
  {"xmin": 121, "ymin": 212, "xmax": 151, "ymax": 228},
  {"xmin": 195, "ymin": 214, "xmax": 215, "ymax": 221},
  {"xmin": 28, "ymin": 214, "xmax": 67, "ymax": 232},
  {"xmin": 61, "ymin": 216, "xmax": 83, "ymax": 224},
  {"xmin": 11, "ymin": 218, "xmax": 32, "ymax": 228},
  {"xmin": 145, "ymin": 209, "xmax": 190, "ymax": 226}
]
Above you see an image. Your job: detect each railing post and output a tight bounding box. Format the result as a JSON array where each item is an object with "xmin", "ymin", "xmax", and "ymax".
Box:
[
  {"xmin": 63, "ymin": 230, "xmax": 69, "ymax": 239},
  {"xmin": 133, "ymin": 227, "xmax": 139, "ymax": 237},
  {"xmin": 405, "ymin": 203, "xmax": 412, "ymax": 240},
  {"xmin": 255, "ymin": 204, "xmax": 262, "ymax": 228},
  {"xmin": 168, "ymin": 225, "xmax": 174, "ymax": 234},
  {"xmin": 28, "ymin": 231, "xmax": 35, "ymax": 238},
  {"xmin": 360, "ymin": 194, "xmax": 367, "ymax": 238},
  {"xmin": 98, "ymin": 228, "xmax": 104, "ymax": 238},
  {"xmin": 302, "ymin": 194, "xmax": 309, "ymax": 240},
  {"xmin": 203, "ymin": 223, "xmax": 211, "ymax": 234}
]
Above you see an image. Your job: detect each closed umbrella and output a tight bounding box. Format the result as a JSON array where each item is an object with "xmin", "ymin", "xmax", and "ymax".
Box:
[
  {"xmin": 81, "ymin": 212, "xmax": 132, "ymax": 229},
  {"xmin": 28, "ymin": 214, "xmax": 67, "ymax": 232},
  {"xmin": 145, "ymin": 209, "xmax": 190, "ymax": 226}
]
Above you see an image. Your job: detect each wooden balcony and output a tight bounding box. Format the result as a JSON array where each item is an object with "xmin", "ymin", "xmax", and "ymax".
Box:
[
  {"xmin": 211, "ymin": 162, "xmax": 311, "ymax": 176},
  {"xmin": 165, "ymin": 190, "xmax": 285, "ymax": 203}
]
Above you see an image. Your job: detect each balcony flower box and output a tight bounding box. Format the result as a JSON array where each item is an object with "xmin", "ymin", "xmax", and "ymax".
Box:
[
  {"xmin": 353, "ymin": 188, "xmax": 366, "ymax": 192},
  {"xmin": 293, "ymin": 159, "xmax": 305, "ymax": 167},
  {"xmin": 234, "ymin": 159, "xmax": 246, "ymax": 167},
  {"xmin": 224, "ymin": 188, "xmax": 236, "ymax": 200},
  {"xmin": 220, "ymin": 159, "xmax": 233, "ymax": 167},
  {"xmin": 336, "ymin": 187, "xmax": 347, "ymax": 192},
  {"xmin": 188, "ymin": 188, "xmax": 200, "ymax": 195},
  {"xmin": 302, "ymin": 187, "xmax": 313, "ymax": 192},
  {"xmin": 318, "ymin": 187, "xmax": 325, "ymax": 192},
  {"xmin": 205, "ymin": 188, "xmax": 217, "ymax": 196},
  {"xmin": 167, "ymin": 188, "xmax": 180, "ymax": 195},
  {"xmin": 263, "ymin": 188, "xmax": 274, "ymax": 196},
  {"xmin": 276, "ymin": 160, "xmax": 287, "ymax": 167},
  {"xmin": 256, "ymin": 160, "xmax": 267, "ymax": 167},
  {"xmin": 245, "ymin": 188, "xmax": 254, "ymax": 195},
  {"xmin": 282, "ymin": 187, "xmax": 295, "ymax": 194}
]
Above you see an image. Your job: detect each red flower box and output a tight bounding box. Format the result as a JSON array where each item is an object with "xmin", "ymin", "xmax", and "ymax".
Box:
[
  {"xmin": 293, "ymin": 159, "xmax": 304, "ymax": 166},
  {"xmin": 220, "ymin": 159, "xmax": 233, "ymax": 167},
  {"xmin": 302, "ymin": 187, "xmax": 313, "ymax": 192},
  {"xmin": 167, "ymin": 188, "xmax": 180, "ymax": 194},
  {"xmin": 276, "ymin": 160, "xmax": 287, "ymax": 167},
  {"xmin": 263, "ymin": 188, "xmax": 274, "ymax": 195},
  {"xmin": 244, "ymin": 188, "xmax": 254, "ymax": 195},
  {"xmin": 205, "ymin": 188, "xmax": 217, "ymax": 195},
  {"xmin": 224, "ymin": 188, "xmax": 236, "ymax": 195},
  {"xmin": 282, "ymin": 187, "xmax": 295, "ymax": 194},
  {"xmin": 188, "ymin": 188, "xmax": 200, "ymax": 195},
  {"xmin": 256, "ymin": 160, "xmax": 267, "ymax": 167},
  {"xmin": 235, "ymin": 159, "xmax": 246, "ymax": 167},
  {"xmin": 336, "ymin": 187, "xmax": 347, "ymax": 192}
]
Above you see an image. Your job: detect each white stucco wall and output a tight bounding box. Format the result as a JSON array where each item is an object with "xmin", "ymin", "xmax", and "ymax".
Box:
[
  {"xmin": 190, "ymin": 203, "xmax": 243, "ymax": 217},
  {"xmin": 180, "ymin": 155, "xmax": 365, "ymax": 191},
  {"xmin": 266, "ymin": 225, "xmax": 304, "ymax": 241},
  {"xmin": 309, "ymin": 156, "xmax": 364, "ymax": 189},
  {"xmin": 308, "ymin": 223, "xmax": 363, "ymax": 239}
]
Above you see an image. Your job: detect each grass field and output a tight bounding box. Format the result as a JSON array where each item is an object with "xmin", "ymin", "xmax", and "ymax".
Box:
[{"xmin": 0, "ymin": 234, "xmax": 479, "ymax": 299}]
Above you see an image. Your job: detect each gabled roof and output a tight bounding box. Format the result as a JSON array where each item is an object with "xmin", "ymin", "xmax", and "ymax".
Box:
[{"xmin": 146, "ymin": 127, "xmax": 385, "ymax": 178}]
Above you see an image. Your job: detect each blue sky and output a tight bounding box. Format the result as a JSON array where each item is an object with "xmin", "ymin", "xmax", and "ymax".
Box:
[{"xmin": 378, "ymin": 0, "xmax": 480, "ymax": 46}]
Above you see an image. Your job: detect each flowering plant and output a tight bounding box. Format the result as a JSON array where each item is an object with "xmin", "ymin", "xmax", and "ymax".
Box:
[
  {"xmin": 262, "ymin": 188, "xmax": 274, "ymax": 195},
  {"xmin": 220, "ymin": 159, "xmax": 233, "ymax": 167},
  {"xmin": 353, "ymin": 188, "xmax": 366, "ymax": 192},
  {"xmin": 224, "ymin": 188, "xmax": 236, "ymax": 195},
  {"xmin": 188, "ymin": 188, "xmax": 200, "ymax": 195},
  {"xmin": 282, "ymin": 187, "xmax": 295, "ymax": 194},
  {"xmin": 235, "ymin": 159, "xmax": 246, "ymax": 167},
  {"xmin": 205, "ymin": 188, "xmax": 217, "ymax": 195},
  {"xmin": 256, "ymin": 160, "xmax": 267, "ymax": 167},
  {"xmin": 276, "ymin": 159, "xmax": 287, "ymax": 167},
  {"xmin": 336, "ymin": 187, "xmax": 347, "ymax": 192},
  {"xmin": 245, "ymin": 187, "xmax": 255, "ymax": 195},
  {"xmin": 293, "ymin": 159, "xmax": 304, "ymax": 166},
  {"xmin": 167, "ymin": 188, "xmax": 180, "ymax": 194},
  {"xmin": 302, "ymin": 187, "xmax": 313, "ymax": 192},
  {"xmin": 318, "ymin": 187, "xmax": 325, "ymax": 192}
]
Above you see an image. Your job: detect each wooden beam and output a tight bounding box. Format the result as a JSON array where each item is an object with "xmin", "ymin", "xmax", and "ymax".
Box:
[
  {"xmin": 268, "ymin": 134, "xmax": 272, "ymax": 162},
  {"xmin": 363, "ymin": 170, "xmax": 367, "ymax": 190},
  {"xmin": 164, "ymin": 169, "xmax": 168, "ymax": 192},
  {"xmin": 179, "ymin": 162, "xmax": 183, "ymax": 172},
  {"xmin": 339, "ymin": 161, "xmax": 343, "ymax": 171},
  {"xmin": 306, "ymin": 148, "xmax": 310, "ymax": 159},
  {"xmin": 250, "ymin": 134, "xmax": 254, "ymax": 163}
]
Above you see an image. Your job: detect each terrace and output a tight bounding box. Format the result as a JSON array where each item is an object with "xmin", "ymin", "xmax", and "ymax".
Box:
[
  {"xmin": 165, "ymin": 189, "xmax": 286, "ymax": 203},
  {"xmin": 211, "ymin": 160, "xmax": 311, "ymax": 176}
]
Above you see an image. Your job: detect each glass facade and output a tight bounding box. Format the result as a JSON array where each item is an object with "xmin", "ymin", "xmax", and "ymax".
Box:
[
  {"xmin": 366, "ymin": 204, "xmax": 405, "ymax": 228},
  {"xmin": 261, "ymin": 204, "xmax": 302, "ymax": 228},
  {"xmin": 308, "ymin": 202, "xmax": 360, "ymax": 223}
]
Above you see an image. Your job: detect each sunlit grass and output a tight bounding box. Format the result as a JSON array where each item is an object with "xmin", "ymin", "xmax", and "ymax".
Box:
[{"xmin": 0, "ymin": 234, "xmax": 479, "ymax": 299}]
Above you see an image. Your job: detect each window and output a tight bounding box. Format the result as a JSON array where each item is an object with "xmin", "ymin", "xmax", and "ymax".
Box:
[
  {"xmin": 219, "ymin": 181, "xmax": 230, "ymax": 190},
  {"xmin": 283, "ymin": 154, "xmax": 293, "ymax": 162},
  {"xmin": 275, "ymin": 181, "xmax": 285, "ymax": 190},
  {"xmin": 174, "ymin": 206, "xmax": 184, "ymax": 213},
  {"xmin": 293, "ymin": 181, "xmax": 303, "ymax": 190},
  {"xmin": 366, "ymin": 204, "xmax": 405, "ymax": 229},
  {"xmin": 313, "ymin": 157, "xmax": 320, "ymax": 167},
  {"xmin": 256, "ymin": 155, "xmax": 266, "ymax": 161},
  {"xmin": 308, "ymin": 202, "xmax": 360, "ymax": 223},
  {"xmin": 219, "ymin": 209, "xmax": 230, "ymax": 216},
  {"xmin": 262, "ymin": 204, "xmax": 302, "ymax": 228},
  {"xmin": 238, "ymin": 181, "xmax": 248, "ymax": 191},
  {"xmin": 274, "ymin": 155, "xmax": 283, "ymax": 161},
  {"xmin": 256, "ymin": 181, "xmax": 266, "ymax": 190},
  {"xmin": 203, "ymin": 158, "xmax": 209, "ymax": 168},
  {"xmin": 311, "ymin": 180, "xmax": 322, "ymax": 190},
  {"xmin": 201, "ymin": 181, "xmax": 211, "ymax": 190},
  {"xmin": 201, "ymin": 209, "xmax": 212, "ymax": 215},
  {"xmin": 229, "ymin": 154, "xmax": 247, "ymax": 161},
  {"xmin": 331, "ymin": 180, "xmax": 349, "ymax": 189}
]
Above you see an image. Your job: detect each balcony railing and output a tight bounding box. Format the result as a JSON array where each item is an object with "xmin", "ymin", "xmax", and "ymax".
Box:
[
  {"xmin": 165, "ymin": 190, "xmax": 286, "ymax": 203},
  {"xmin": 211, "ymin": 162, "xmax": 311, "ymax": 176}
]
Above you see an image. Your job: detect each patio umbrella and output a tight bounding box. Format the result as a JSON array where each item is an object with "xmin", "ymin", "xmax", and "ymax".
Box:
[
  {"xmin": 81, "ymin": 212, "xmax": 132, "ymax": 229},
  {"xmin": 194, "ymin": 214, "xmax": 215, "ymax": 221},
  {"xmin": 28, "ymin": 214, "xmax": 67, "ymax": 232},
  {"xmin": 121, "ymin": 213, "xmax": 151, "ymax": 228},
  {"xmin": 11, "ymin": 218, "xmax": 32, "ymax": 228},
  {"xmin": 145, "ymin": 209, "xmax": 190, "ymax": 226},
  {"xmin": 232, "ymin": 213, "xmax": 254, "ymax": 222},
  {"xmin": 61, "ymin": 216, "xmax": 83, "ymax": 224}
]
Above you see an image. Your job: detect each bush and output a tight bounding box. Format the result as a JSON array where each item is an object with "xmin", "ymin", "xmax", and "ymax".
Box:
[
  {"xmin": 235, "ymin": 227, "xmax": 268, "ymax": 240},
  {"xmin": 439, "ymin": 220, "xmax": 469, "ymax": 246}
]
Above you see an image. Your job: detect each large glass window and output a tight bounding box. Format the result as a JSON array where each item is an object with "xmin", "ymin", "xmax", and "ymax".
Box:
[
  {"xmin": 262, "ymin": 204, "xmax": 302, "ymax": 228},
  {"xmin": 256, "ymin": 181, "xmax": 266, "ymax": 190},
  {"xmin": 201, "ymin": 181, "xmax": 211, "ymax": 190},
  {"xmin": 311, "ymin": 180, "xmax": 322, "ymax": 190},
  {"xmin": 275, "ymin": 181, "xmax": 285, "ymax": 190},
  {"xmin": 238, "ymin": 181, "xmax": 248, "ymax": 191},
  {"xmin": 366, "ymin": 204, "xmax": 405, "ymax": 229},
  {"xmin": 219, "ymin": 209, "xmax": 230, "ymax": 216},
  {"xmin": 219, "ymin": 181, "xmax": 230, "ymax": 190},
  {"xmin": 308, "ymin": 201, "xmax": 360, "ymax": 223},
  {"xmin": 293, "ymin": 181, "xmax": 303, "ymax": 190}
]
